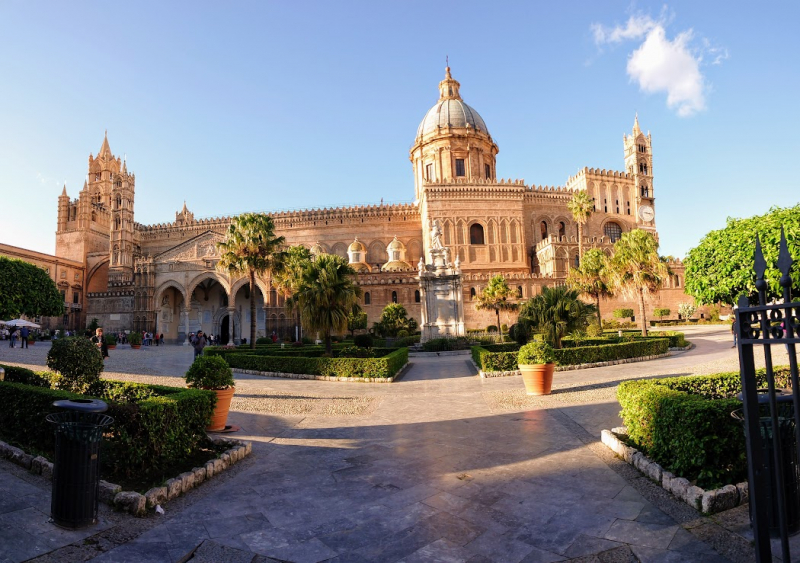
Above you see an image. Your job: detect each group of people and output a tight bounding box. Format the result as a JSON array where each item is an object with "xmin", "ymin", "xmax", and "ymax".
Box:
[
  {"xmin": 141, "ymin": 332, "xmax": 164, "ymax": 346},
  {"xmin": 3, "ymin": 326, "xmax": 32, "ymax": 348}
]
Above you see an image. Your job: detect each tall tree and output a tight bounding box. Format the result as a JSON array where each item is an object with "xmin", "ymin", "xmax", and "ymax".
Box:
[
  {"xmin": 566, "ymin": 248, "xmax": 612, "ymax": 326},
  {"xmin": 374, "ymin": 303, "xmax": 417, "ymax": 337},
  {"xmin": 217, "ymin": 213, "xmax": 285, "ymax": 348},
  {"xmin": 566, "ymin": 190, "xmax": 594, "ymax": 264},
  {"xmin": 475, "ymin": 275, "xmax": 519, "ymax": 336},
  {"xmin": 606, "ymin": 229, "xmax": 670, "ymax": 337},
  {"xmin": 0, "ymin": 256, "xmax": 64, "ymax": 319},
  {"xmin": 272, "ymin": 245, "xmax": 313, "ymax": 341},
  {"xmin": 290, "ymin": 253, "xmax": 362, "ymax": 354},
  {"xmin": 518, "ymin": 285, "xmax": 596, "ymax": 349},
  {"xmin": 685, "ymin": 205, "xmax": 800, "ymax": 305}
]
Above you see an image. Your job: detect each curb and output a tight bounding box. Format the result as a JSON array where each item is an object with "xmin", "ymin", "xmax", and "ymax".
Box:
[
  {"xmin": 600, "ymin": 427, "xmax": 747, "ymax": 514},
  {"xmin": 0, "ymin": 436, "xmax": 252, "ymax": 517}
]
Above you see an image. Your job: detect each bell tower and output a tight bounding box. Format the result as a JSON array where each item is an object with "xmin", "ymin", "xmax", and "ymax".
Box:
[
  {"xmin": 624, "ymin": 115, "xmax": 656, "ymax": 229},
  {"xmin": 108, "ymin": 156, "xmax": 136, "ymax": 285}
]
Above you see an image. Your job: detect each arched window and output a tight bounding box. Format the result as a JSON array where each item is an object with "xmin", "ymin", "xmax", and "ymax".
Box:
[
  {"xmin": 470, "ymin": 224, "xmax": 485, "ymax": 245},
  {"xmin": 391, "ymin": 291, "xmax": 398, "ymax": 303},
  {"xmin": 575, "ymin": 255, "xmax": 580, "ymax": 268},
  {"xmin": 470, "ymin": 287, "xmax": 476, "ymax": 300},
  {"xmin": 414, "ymin": 290, "xmax": 420, "ymax": 303},
  {"xmin": 604, "ymin": 222, "xmax": 622, "ymax": 243},
  {"xmin": 364, "ymin": 292, "xmax": 371, "ymax": 305},
  {"xmin": 558, "ymin": 222, "xmax": 566, "ymax": 237},
  {"xmin": 540, "ymin": 221, "xmax": 548, "ymax": 241},
  {"xmin": 517, "ymin": 286, "xmax": 523, "ymax": 298}
]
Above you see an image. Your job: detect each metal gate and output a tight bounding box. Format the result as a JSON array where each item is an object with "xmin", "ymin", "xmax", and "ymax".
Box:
[{"xmin": 736, "ymin": 230, "xmax": 800, "ymax": 561}]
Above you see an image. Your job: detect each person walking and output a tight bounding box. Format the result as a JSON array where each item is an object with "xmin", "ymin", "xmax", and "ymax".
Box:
[
  {"xmin": 9, "ymin": 328, "xmax": 16, "ymax": 348},
  {"xmin": 91, "ymin": 328, "xmax": 109, "ymax": 359},
  {"xmin": 192, "ymin": 330, "xmax": 207, "ymax": 359},
  {"xmin": 731, "ymin": 318, "xmax": 738, "ymax": 348},
  {"xmin": 20, "ymin": 326, "xmax": 29, "ymax": 349}
]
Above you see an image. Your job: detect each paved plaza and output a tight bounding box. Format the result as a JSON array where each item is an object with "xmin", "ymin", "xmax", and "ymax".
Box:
[{"xmin": 0, "ymin": 326, "xmax": 790, "ymax": 562}]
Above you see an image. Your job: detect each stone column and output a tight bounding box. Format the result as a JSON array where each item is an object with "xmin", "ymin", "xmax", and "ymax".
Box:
[
  {"xmin": 227, "ymin": 306, "xmax": 236, "ymax": 346},
  {"xmin": 183, "ymin": 307, "xmax": 191, "ymax": 346}
]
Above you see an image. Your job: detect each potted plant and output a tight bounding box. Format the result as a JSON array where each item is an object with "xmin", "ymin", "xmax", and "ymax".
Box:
[
  {"xmin": 185, "ymin": 355, "xmax": 236, "ymax": 432},
  {"xmin": 104, "ymin": 334, "xmax": 117, "ymax": 350},
  {"xmin": 517, "ymin": 340, "xmax": 556, "ymax": 395},
  {"xmin": 128, "ymin": 331, "xmax": 143, "ymax": 349},
  {"xmin": 27, "ymin": 333, "xmax": 36, "ymax": 346}
]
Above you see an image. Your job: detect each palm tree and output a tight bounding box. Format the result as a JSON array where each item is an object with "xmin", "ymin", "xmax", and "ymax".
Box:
[
  {"xmin": 519, "ymin": 285, "xmax": 596, "ymax": 348},
  {"xmin": 566, "ymin": 190, "xmax": 594, "ymax": 264},
  {"xmin": 475, "ymin": 274, "xmax": 519, "ymax": 337},
  {"xmin": 566, "ymin": 248, "xmax": 612, "ymax": 327},
  {"xmin": 217, "ymin": 213, "xmax": 285, "ymax": 349},
  {"xmin": 272, "ymin": 245, "xmax": 313, "ymax": 341},
  {"xmin": 290, "ymin": 253, "xmax": 362, "ymax": 354},
  {"xmin": 606, "ymin": 229, "xmax": 670, "ymax": 337}
]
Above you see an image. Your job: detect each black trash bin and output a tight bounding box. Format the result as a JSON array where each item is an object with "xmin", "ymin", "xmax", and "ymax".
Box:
[
  {"xmin": 733, "ymin": 389, "xmax": 800, "ymax": 537},
  {"xmin": 46, "ymin": 399, "xmax": 113, "ymax": 529}
]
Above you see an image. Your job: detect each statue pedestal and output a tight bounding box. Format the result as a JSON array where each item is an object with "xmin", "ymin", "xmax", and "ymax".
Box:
[{"xmin": 418, "ymin": 246, "xmax": 465, "ymax": 343}]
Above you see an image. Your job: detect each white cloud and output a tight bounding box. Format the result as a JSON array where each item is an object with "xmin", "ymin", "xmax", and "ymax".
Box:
[{"xmin": 592, "ymin": 10, "xmax": 725, "ymax": 117}]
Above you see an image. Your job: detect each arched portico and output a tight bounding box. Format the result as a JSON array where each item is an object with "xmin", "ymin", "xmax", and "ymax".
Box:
[{"xmin": 154, "ymin": 280, "xmax": 188, "ymax": 344}]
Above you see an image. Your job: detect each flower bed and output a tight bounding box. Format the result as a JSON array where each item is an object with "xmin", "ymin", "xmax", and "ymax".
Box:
[
  {"xmin": 617, "ymin": 368, "xmax": 791, "ymax": 489},
  {"xmin": 218, "ymin": 347, "xmax": 408, "ymax": 379},
  {"xmin": 0, "ymin": 364, "xmax": 216, "ymax": 480},
  {"xmin": 472, "ymin": 338, "xmax": 671, "ymax": 373}
]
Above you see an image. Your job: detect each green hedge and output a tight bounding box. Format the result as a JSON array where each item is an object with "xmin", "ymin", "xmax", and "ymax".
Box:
[
  {"xmin": 472, "ymin": 338, "xmax": 670, "ymax": 372},
  {"xmin": 0, "ymin": 364, "xmax": 215, "ymax": 481},
  {"xmin": 422, "ymin": 337, "xmax": 473, "ymax": 352},
  {"xmin": 221, "ymin": 347, "xmax": 408, "ymax": 378},
  {"xmin": 617, "ymin": 368, "xmax": 791, "ymax": 489},
  {"xmin": 206, "ymin": 346, "xmax": 396, "ymax": 359}
]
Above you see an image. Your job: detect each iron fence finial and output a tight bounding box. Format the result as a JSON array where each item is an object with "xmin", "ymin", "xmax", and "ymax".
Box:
[
  {"xmin": 755, "ymin": 235, "xmax": 768, "ymax": 296},
  {"xmin": 778, "ymin": 227, "xmax": 793, "ymax": 290}
]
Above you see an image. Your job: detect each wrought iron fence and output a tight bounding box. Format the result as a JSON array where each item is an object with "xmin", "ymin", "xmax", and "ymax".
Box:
[{"xmin": 736, "ymin": 228, "xmax": 800, "ymax": 561}]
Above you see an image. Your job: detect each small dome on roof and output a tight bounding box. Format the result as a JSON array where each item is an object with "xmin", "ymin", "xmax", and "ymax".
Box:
[
  {"xmin": 348, "ymin": 238, "xmax": 366, "ymax": 253},
  {"xmin": 387, "ymin": 236, "xmax": 405, "ymax": 251},
  {"xmin": 309, "ymin": 242, "xmax": 324, "ymax": 256}
]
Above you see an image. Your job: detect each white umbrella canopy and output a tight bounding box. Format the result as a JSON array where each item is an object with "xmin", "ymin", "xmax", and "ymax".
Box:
[{"xmin": 4, "ymin": 319, "xmax": 41, "ymax": 329}]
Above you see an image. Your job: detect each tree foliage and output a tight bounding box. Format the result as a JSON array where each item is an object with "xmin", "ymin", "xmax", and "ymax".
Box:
[
  {"xmin": 289, "ymin": 253, "xmax": 362, "ymax": 354},
  {"xmin": 373, "ymin": 303, "xmax": 417, "ymax": 337},
  {"xmin": 518, "ymin": 285, "xmax": 596, "ymax": 349},
  {"xmin": 685, "ymin": 205, "xmax": 800, "ymax": 305},
  {"xmin": 272, "ymin": 245, "xmax": 313, "ymax": 337},
  {"xmin": 606, "ymin": 229, "xmax": 670, "ymax": 336},
  {"xmin": 347, "ymin": 306, "xmax": 368, "ymax": 336},
  {"xmin": 46, "ymin": 336, "xmax": 104, "ymax": 393},
  {"xmin": 217, "ymin": 213, "xmax": 286, "ymax": 348},
  {"xmin": 566, "ymin": 190, "xmax": 594, "ymax": 263},
  {"xmin": 566, "ymin": 248, "xmax": 611, "ymax": 326},
  {"xmin": 475, "ymin": 275, "xmax": 519, "ymax": 336},
  {"xmin": 0, "ymin": 256, "xmax": 64, "ymax": 320}
]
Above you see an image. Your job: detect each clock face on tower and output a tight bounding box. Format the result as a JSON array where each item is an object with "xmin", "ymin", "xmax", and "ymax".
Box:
[{"xmin": 638, "ymin": 205, "xmax": 655, "ymax": 223}]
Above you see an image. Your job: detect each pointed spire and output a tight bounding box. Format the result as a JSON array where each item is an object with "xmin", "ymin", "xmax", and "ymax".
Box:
[
  {"xmin": 61, "ymin": 183, "xmax": 67, "ymax": 197},
  {"xmin": 632, "ymin": 113, "xmax": 641, "ymax": 136},
  {"xmin": 182, "ymin": 200, "xmax": 188, "ymax": 213},
  {"xmin": 99, "ymin": 130, "xmax": 112, "ymax": 158}
]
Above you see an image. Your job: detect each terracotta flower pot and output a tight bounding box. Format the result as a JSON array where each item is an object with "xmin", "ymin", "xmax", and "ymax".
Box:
[
  {"xmin": 207, "ymin": 387, "xmax": 235, "ymax": 431},
  {"xmin": 519, "ymin": 363, "xmax": 555, "ymax": 395},
  {"xmin": 107, "ymin": 345, "xmax": 116, "ymax": 350},
  {"xmin": 130, "ymin": 344, "xmax": 141, "ymax": 349}
]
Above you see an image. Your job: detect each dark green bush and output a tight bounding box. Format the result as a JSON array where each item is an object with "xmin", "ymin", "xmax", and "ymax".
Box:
[
  {"xmin": 0, "ymin": 368, "xmax": 215, "ymax": 482},
  {"xmin": 185, "ymin": 355, "xmax": 235, "ymax": 389},
  {"xmin": 337, "ymin": 345, "xmax": 375, "ymax": 358},
  {"xmin": 354, "ymin": 334, "xmax": 374, "ymax": 348},
  {"xmin": 518, "ymin": 341, "xmax": 555, "ymax": 364},
  {"xmin": 222, "ymin": 348, "xmax": 408, "ymax": 378},
  {"xmin": 422, "ymin": 337, "xmax": 472, "ymax": 352},
  {"xmin": 46, "ymin": 336, "xmax": 104, "ymax": 393}
]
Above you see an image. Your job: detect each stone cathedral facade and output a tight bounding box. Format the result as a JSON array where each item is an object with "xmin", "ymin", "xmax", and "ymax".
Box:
[{"xmin": 53, "ymin": 67, "xmax": 687, "ymax": 343}]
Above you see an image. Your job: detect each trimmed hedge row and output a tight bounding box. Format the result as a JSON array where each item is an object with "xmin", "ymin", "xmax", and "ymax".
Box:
[
  {"xmin": 206, "ymin": 346, "xmax": 396, "ymax": 359},
  {"xmin": 617, "ymin": 368, "xmax": 791, "ymax": 489},
  {"xmin": 221, "ymin": 347, "xmax": 408, "ymax": 378},
  {"xmin": 0, "ymin": 364, "xmax": 215, "ymax": 480},
  {"xmin": 472, "ymin": 338, "xmax": 670, "ymax": 371}
]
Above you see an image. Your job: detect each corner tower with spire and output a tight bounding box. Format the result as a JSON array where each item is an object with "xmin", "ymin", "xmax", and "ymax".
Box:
[{"xmin": 623, "ymin": 114, "xmax": 656, "ymax": 230}]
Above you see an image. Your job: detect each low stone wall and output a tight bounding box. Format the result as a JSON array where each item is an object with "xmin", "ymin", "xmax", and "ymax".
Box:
[
  {"xmin": 601, "ymin": 427, "xmax": 747, "ymax": 515},
  {"xmin": 233, "ymin": 362, "xmax": 409, "ymax": 383},
  {"xmin": 0, "ymin": 435, "xmax": 252, "ymax": 517}
]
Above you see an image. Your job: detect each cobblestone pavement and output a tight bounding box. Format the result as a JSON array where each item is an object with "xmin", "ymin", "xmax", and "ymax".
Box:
[{"xmin": 0, "ymin": 327, "xmax": 780, "ymax": 562}]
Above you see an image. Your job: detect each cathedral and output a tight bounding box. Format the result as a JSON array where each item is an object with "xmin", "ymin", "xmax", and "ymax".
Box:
[{"xmin": 50, "ymin": 67, "xmax": 686, "ymax": 343}]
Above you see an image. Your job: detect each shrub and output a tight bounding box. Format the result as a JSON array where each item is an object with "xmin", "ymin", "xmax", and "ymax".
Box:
[
  {"xmin": 0, "ymin": 368, "xmax": 215, "ymax": 481},
  {"xmin": 678, "ymin": 302, "xmax": 696, "ymax": 319},
  {"xmin": 301, "ymin": 336, "xmax": 315, "ymax": 345},
  {"xmin": 653, "ymin": 308, "xmax": 670, "ymax": 320},
  {"xmin": 518, "ymin": 341, "xmax": 555, "ymax": 365},
  {"xmin": 337, "ymin": 345, "xmax": 375, "ymax": 358},
  {"xmin": 46, "ymin": 337, "xmax": 104, "ymax": 393},
  {"xmin": 613, "ymin": 308, "xmax": 634, "ymax": 319},
  {"xmin": 617, "ymin": 368, "xmax": 792, "ymax": 489},
  {"xmin": 509, "ymin": 320, "xmax": 534, "ymax": 345},
  {"xmin": 501, "ymin": 324, "xmax": 508, "ymax": 334},
  {"xmin": 354, "ymin": 334, "xmax": 374, "ymax": 348},
  {"xmin": 185, "ymin": 355, "xmax": 235, "ymax": 389},
  {"xmin": 487, "ymin": 325, "xmax": 498, "ymax": 333},
  {"xmin": 128, "ymin": 331, "xmax": 143, "ymax": 345},
  {"xmin": 396, "ymin": 329, "xmax": 409, "ymax": 338},
  {"xmin": 104, "ymin": 334, "xmax": 117, "ymax": 346},
  {"xmin": 586, "ymin": 323, "xmax": 603, "ymax": 337},
  {"xmin": 221, "ymin": 348, "xmax": 408, "ymax": 378}
]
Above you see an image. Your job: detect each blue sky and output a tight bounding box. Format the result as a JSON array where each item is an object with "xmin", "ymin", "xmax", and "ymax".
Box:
[{"xmin": 1, "ymin": 1, "xmax": 798, "ymax": 259}]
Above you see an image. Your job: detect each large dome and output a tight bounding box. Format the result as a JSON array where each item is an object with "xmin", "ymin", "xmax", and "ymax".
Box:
[
  {"xmin": 416, "ymin": 99, "xmax": 489, "ymax": 138},
  {"xmin": 415, "ymin": 67, "xmax": 490, "ymax": 140}
]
